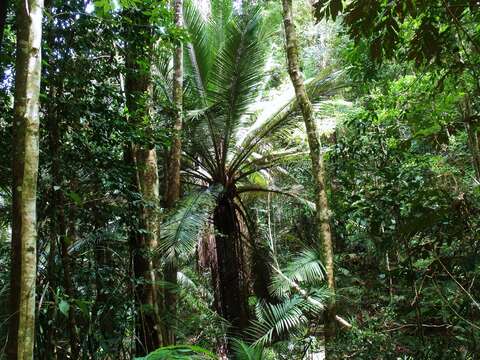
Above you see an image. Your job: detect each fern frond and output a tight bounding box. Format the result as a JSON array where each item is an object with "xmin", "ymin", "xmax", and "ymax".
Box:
[
  {"xmin": 136, "ymin": 345, "xmax": 217, "ymax": 360},
  {"xmin": 231, "ymin": 339, "xmax": 265, "ymax": 360},
  {"xmin": 270, "ymin": 249, "xmax": 326, "ymax": 297},
  {"xmin": 207, "ymin": 5, "xmax": 267, "ymax": 158},
  {"xmin": 248, "ymin": 296, "xmax": 308, "ymax": 345},
  {"xmin": 159, "ymin": 184, "xmax": 223, "ymax": 263}
]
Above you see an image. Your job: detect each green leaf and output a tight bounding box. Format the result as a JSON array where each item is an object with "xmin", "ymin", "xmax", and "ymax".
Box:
[
  {"xmin": 75, "ymin": 299, "xmax": 90, "ymax": 315},
  {"xmin": 59, "ymin": 300, "xmax": 70, "ymax": 316},
  {"xmin": 159, "ymin": 185, "xmax": 223, "ymax": 262},
  {"xmin": 66, "ymin": 191, "xmax": 83, "ymax": 206},
  {"xmin": 135, "ymin": 345, "xmax": 217, "ymax": 360}
]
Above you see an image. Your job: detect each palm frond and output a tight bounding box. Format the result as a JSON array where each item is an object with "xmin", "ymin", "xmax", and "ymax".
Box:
[
  {"xmin": 136, "ymin": 345, "xmax": 217, "ymax": 360},
  {"xmin": 231, "ymin": 339, "xmax": 265, "ymax": 360},
  {"xmin": 270, "ymin": 249, "xmax": 326, "ymax": 297},
  {"xmin": 235, "ymin": 149, "xmax": 309, "ymax": 181},
  {"xmin": 210, "ymin": 0, "xmax": 234, "ymax": 37},
  {"xmin": 248, "ymin": 296, "xmax": 308, "ymax": 345},
  {"xmin": 159, "ymin": 184, "xmax": 223, "ymax": 263},
  {"xmin": 184, "ymin": 0, "xmax": 212, "ymax": 100},
  {"xmin": 229, "ymin": 70, "xmax": 345, "ymax": 175},
  {"xmin": 236, "ymin": 185, "xmax": 315, "ymax": 210},
  {"xmin": 207, "ymin": 5, "xmax": 267, "ymax": 160}
]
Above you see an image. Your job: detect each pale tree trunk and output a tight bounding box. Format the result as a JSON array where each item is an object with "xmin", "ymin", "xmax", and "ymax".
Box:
[
  {"xmin": 163, "ymin": 0, "xmax": 184, "ymax": 345},
  {"xmin": 8, "ymin": 0, "xmax": 44, "ymax": 359},
  {"xmin": 281, "ymin": 0, "xmax": 336, "ymax": 347},
  {"xmin": 124, "ymin": 9, "xmax": 162, "ymax": 355}
]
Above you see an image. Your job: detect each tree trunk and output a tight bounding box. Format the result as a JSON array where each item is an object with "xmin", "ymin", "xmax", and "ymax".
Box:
[
  {"xmin": 212, "ymin": 195, "xmax": 249, "ymax": 345},
  {"xmin": 8, "ymin": 1, "xmax": 44, "ymax": 359},
  {"xmin": 124, "ymin": 8, "xmax": 162, "ymax": 354},
  {"xmin": 92, "ymin": 206, "xmax": 115, "ymax": 349},
  {"xmin": 281, "ymin": 0, "xmax": 337, "ymax": 346},
  {"xmin": 464, "ymin": 111, "xmax": 480, "ymax": 182},
  {"xmin": 44, "ymin": 82, "xmax": 58, "ymax": 360},
  {"xmin": 163, "ymin": 0, "xmax": 184, "ymax": 346},
  {"xmin": 0, "ymin": 0, "xmax": 8, "ymax": 54},
  {"xmin": 47, "ymin": 82, "xmax": 80, "ymax": 357}
]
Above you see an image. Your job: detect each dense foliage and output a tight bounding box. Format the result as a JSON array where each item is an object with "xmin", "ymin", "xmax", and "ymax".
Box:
[{"xmin": 1, "ymin": 0, "xmax": 479, "ymax": 359}]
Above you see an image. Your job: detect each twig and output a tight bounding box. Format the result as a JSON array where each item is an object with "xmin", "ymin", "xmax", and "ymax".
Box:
[
  {"xmin": 385, "ymin": 323, "xmax": 452, "ymax": 332},
  {"xmin": 436, "ymin": 257, "xmax": 480, "ymax": 309},
  {"xmin": 432, "ymin": 278, "xmax": 480, "ymax": 330}
]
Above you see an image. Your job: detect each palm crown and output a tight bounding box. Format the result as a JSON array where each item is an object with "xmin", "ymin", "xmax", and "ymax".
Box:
[{"xmin": 159, "ymin": 0, "xmax": 343, "ymax": 342}]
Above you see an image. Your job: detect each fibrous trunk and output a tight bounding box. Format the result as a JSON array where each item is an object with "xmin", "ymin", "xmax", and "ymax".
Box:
[
  {"xmin": 212, "ymin": 195, "xmax": 249, "ymax": 343},
  {"xmin": 8, "ymin": 0, "xmax": 44, "ymax": 359}
]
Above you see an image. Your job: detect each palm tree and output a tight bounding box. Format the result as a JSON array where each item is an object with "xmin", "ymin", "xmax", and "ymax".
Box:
[{"xmin": 159, "ymin": 0, "xmax": 343, "ymax": 344}]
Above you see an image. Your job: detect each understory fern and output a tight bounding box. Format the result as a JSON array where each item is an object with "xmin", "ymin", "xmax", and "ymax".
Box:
[{"xmin": 248, "ymin": 249, "xmax": 331, "ymax": 346}]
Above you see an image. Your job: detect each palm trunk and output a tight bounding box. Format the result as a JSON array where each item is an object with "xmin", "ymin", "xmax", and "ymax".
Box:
[
  {"xmin": 281, "ymin": 0, "xmax": 336, "ymax": 345},
  {"xmin": 8, "ymin": 1, "xmax": 43, "ymax": 359},
  {"xmin": 212, "ymin": 194, "xmax": 249, "ymax": 345},
  {"xmin": 163, "ymin": 0, "xmax": 184, "ymax": 346},
  {"xmin": 124, "ymin": 10, "xmax": 162, "ymax": 355}
]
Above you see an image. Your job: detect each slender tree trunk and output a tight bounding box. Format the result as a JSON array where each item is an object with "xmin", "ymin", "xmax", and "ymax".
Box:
[
  {"xmin": 464, "ymin": 117, "xmax": 480, "ymax": 182},
  {"xmin": 124, "ymin": 8, "xmax": 162, "ymax": 354},
  {"xmin": 163, "ymin": 0, "xmax": 184, "ymax": 345},
  {"xmin": 167, "ymin": 0, "xmax": 184, "ymax": 208},
  {"xmin": 281, "ymin": 0, "xmax": 336, "ymax": 346},
  {"xmin": 47, "ymin": 81, "xmax": 80, "ymax": 357},
  {"xmin": 44, "ymin": 81, "xmax": 58, "ymax": 360},
  {"xmin": 91, "ymin": 203, "xmax": 116, "ymax": 350},
  {"xmin": 7, "ymin": 1, "xmax": 44, "ymax": 359},
  {"xmin": 0, "ymin": 0, "xmax": 8, "ymax": 54}
]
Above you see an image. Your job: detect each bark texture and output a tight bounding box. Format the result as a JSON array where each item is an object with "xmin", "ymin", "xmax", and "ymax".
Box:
[
  {"xmin": 212, "ymin": 195, "xmax": 249, "ymax": 335},
  {"xmin": 124, "ymin": 9, "xmax": 162, "ymax": 355},
  {"xmin": 281, "ymin": 0, "xmax": 337, "ymax": 343},
  {"xmin": 166, "ymin": 0, "xmax": 183, "ymax": 208},
  {"xmin": 8, "ymin": 0, "xmax": 44, "ymax": 359}
]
